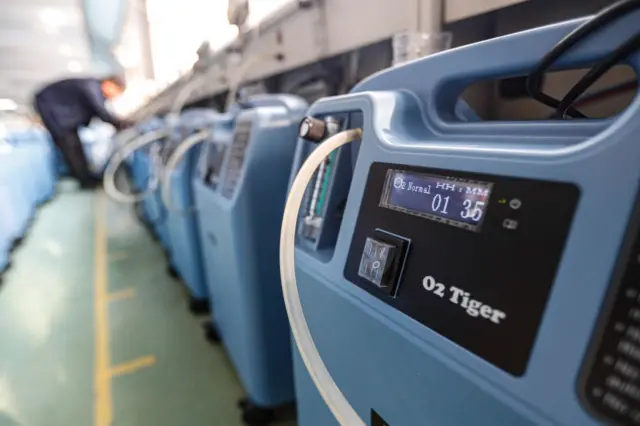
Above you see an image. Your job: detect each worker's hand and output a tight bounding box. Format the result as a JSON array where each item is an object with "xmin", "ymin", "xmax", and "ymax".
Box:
[{"xmin": 116, "ymin": 119, "xmax": 135, "ymax": 131}]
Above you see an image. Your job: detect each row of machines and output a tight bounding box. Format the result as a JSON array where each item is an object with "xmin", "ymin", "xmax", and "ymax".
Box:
[
  {"xmin": 109, "ymin": 2, "xmax": 640, "ymax": 425},
  {"xmin": 107, "ymin": 95, "xmax": 307, "ymax": 425},
  {"xmin": 0, "ymin": 129, "xmax": 56, "ymax": 281}
]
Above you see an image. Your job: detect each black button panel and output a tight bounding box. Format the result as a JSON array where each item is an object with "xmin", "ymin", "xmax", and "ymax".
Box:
[{"xmin": 582, "ymin": 224, "xmax": 640, "ymax": 425}]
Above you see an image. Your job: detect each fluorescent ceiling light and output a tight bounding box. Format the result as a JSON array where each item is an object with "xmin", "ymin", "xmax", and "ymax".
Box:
[
  {"xmin": 39, "ymin": 8, "xmax": 67, "ymax": 26},
  {"xmin": 114, "ymin": 46, "xmax": 141, "ymax": 68},
  {"xmin": 44, "ymin": 25, "xmax": 59, "ymax": 35},
  {"xmin": 39, "ymin": 7, "xmax": 79, "ymax": 33},
  {"xmin": 67, "ymin": 61, "xmax": 83, "ymax": 73},
  {"xmin": 0, "ymin": 99, "xmax": 18, "ymax": 111},
  {"xmin": 58, "ymin": 44, "xmax": 74, "ymax": 56}
]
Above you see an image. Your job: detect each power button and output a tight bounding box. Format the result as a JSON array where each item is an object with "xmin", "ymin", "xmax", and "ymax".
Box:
[{"xmin": 357, "ymin": 230, "xmax": 410, "ymax": 296}]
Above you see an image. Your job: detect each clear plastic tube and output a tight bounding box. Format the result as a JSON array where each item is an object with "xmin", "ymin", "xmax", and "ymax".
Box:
[
  {"xmin": 112, "ymin": 127, "xmax": 140, "ymax": 151},
  {"xmin": 103, "ymin": 129, "xmax": 168, "ymax": 203},
  {"xmin": 279, "ymin": 128, "xmax": 364, "ymax": 426},
  {"xmin": 160, "ymin": 128, "xmax": 211, "ymax": 212},
  {"xmin": 106, "ymin": 69, "xmax": 206, "ymax": 204},
  {"xmin": 169, "ymin": 74, "xmax": 208, "ymax": 120},
  {"xmin": 225, "ymin": 52, "xmax": 276, "ymax": 110}
]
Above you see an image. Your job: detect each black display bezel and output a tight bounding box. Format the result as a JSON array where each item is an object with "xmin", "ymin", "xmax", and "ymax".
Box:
[{"xmin": 345, "ymin": 162, "xmax": 580, "ymax": 376}]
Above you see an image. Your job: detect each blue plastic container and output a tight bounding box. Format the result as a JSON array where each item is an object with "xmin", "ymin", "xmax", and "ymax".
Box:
[
  {"xmin": 0, "ymin": 129, "xmax": 56, "ymax": 274},
  {"xmin": 131, "ymin": 118, "xmax": 171, "ymax": 247},
  {"xmin": 193, "ymin": 95, "xmax": 307, "ymax": 410},
  {"xmin": 7, "ymin": 129, "xmax": 56, "ymax": 204},
  {"xmin": 0, "ymin": 146, "xmax": 16, "ymax": 273},
  {"xmin": 0, "ymin": 145, "xmax": 34, "ymax": 246},
  {"xmin": 128, "ymin": 117, "xmax": 164, "ymax": 194},
  {"xmin": 289, "ymin": 13, "xmax": 640, "ymax": 426},
  {"xmin": 164, "ymin": 108, "xmax": 222, "ymax": 306},
  {"xmin": 192, "ymin": 112, "xmax": 235, "ymax": 301}
]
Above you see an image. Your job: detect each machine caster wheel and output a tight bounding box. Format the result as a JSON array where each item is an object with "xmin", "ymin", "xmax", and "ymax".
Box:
[
  {"xmin": 0, "ymin": 261, "xmax": 12, "ymax": 284},
  {"xmin": 167, "ymin": 264, "xmax": 179, "ymax": 279},
  {"xmin": 240, "ymin": 400, "xmax": 274, "ymax": 426},
  {"xmin": 41, "ymin": 195, "xmax": 55, "ymax": 206},
  {"xmin": 141, "ymin": 221, "xmax": 158, "ymax": 241},
  {"xmin": 237, "ymin": 397, "xmax": 250, "ymax": 409},
  {"xmin": 11, "ymin": 237, "xmax": 24, "ymax": 252},
  {"xmin": 203, "ymin": 322, "xmax": 221, "ymax": 344},
  {"xmin": 188, "ymin": 297, "xmax": 210, "ymax": 315}
]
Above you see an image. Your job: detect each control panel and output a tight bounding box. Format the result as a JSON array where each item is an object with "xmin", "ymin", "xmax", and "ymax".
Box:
[
  {"xmin": 581, "ymin": 210, "xmax": 640, "ymax": 425},
  {"xmin": 345, "ymin": 162, "xmax": 579, "ymax": 375},
  {"xmin": 221, "ymin": 119, "xmax": 252, "ymax": 199}
]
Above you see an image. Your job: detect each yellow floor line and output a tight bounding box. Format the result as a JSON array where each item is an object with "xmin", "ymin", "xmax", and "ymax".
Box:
[
  {"xmin": 110, "ymin": 356, "xmax": 157, "ymax": 378},
  {"xmin": 108, "ymin": 288, "xmax": 136, "ymax": 302},
  {"xmin": 94, "ymin": 191, "xmax": 112, "ymax": 426}
]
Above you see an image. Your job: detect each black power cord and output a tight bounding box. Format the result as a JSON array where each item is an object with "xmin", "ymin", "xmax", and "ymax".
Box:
[
  {"xmin": 572, "ymin": 79, "xmax": 638, "ymax": 107},
  {"xmin": 526, "ymin": 0, "xmax": 640, "ymax": 119},
  {"xmin": 553, "ymin": 33, "xmax": 640, "ymax": 118}
]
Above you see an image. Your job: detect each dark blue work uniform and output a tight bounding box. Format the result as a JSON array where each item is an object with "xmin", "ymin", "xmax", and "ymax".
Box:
[{"xmin": 33, "ymin": 78, "xmax": 121, "ymax": 186}]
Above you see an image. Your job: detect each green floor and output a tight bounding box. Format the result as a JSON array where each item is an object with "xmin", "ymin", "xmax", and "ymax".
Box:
[{"xmin": 0, "ymin": 182, "xmax": 297, "ymax": 426}]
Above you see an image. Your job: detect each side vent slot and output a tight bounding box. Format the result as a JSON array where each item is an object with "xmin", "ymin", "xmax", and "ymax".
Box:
[
  {"xmin": 221, "ymin": 119, "xmax": 252, "ymax": 199},
  {"xmin": 203, "ymin": 143, "xmax": 227, "ymax": 190}
]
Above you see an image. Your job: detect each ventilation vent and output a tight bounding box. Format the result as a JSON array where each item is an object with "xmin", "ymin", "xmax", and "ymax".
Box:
[{"xmin": 221, "ymin": 119, "xmax": 252, "ymax": 199}]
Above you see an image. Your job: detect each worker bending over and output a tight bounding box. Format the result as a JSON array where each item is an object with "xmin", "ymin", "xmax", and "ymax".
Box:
[{"xmin": 33, "ymin": 76, "xmax": 131, "ymax": 189}]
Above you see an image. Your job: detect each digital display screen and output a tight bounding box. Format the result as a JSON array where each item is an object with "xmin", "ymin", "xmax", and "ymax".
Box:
[{"xmin": 380, "ymin": 169, "xmax": 493, "ymax": 231}]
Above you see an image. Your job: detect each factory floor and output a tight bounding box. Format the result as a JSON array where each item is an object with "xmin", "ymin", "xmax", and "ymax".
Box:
[{"xmin": 0, "ymin": 181, "xmax": 297, "ymax": 426}]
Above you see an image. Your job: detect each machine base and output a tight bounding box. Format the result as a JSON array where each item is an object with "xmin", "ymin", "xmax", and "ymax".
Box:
[
  {"xmin": 39, "ymin": 193, "xmax": 55, "ymax": 206},
  {"xmin": 238, "ymin": 398, "xmax": 275, "ymax": 426},
  {"xmin": 26, "ymin": 217, "xmax": 36, "ymax": 233},
  {"xmin": 203, "ymin": 322, "xmax": 221, "ymax": 344},
  {"xmin": 167, "ymin": 264, "xmax": 180, "ymax": 279},
  {"xmin": 135, "ymin": 204, "xmax": 159, "ymax": 242},
  {"xmin": 0, "ymin": 260, "xmax": 12, "ymax": 282},
  {"xmin": 188, "ymin": 296, "xmax": 210, "ymax": 315},
  {"xmin": 147, "ymin": 226, "xmax": 159, "ymax": 242},
  {"xmin": 10, "ymin": 237, "xmax": 24, "ymax": 253}
]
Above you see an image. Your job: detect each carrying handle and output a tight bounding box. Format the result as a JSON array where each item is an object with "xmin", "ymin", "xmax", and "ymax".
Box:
[
  {"xmin": 354, "ymin": 12, "xmax": 640, "ymax": 135},
  {"xmin": 241, "ymin": 94, "xmax": 307, "ymax": 115}
]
